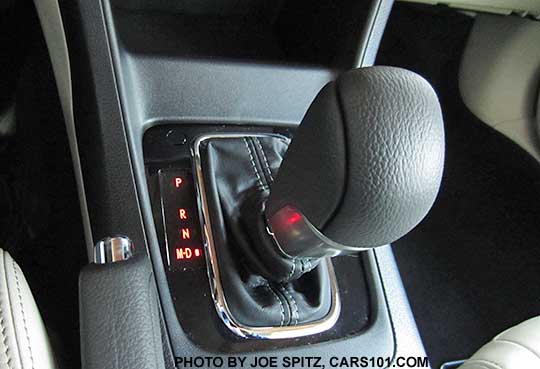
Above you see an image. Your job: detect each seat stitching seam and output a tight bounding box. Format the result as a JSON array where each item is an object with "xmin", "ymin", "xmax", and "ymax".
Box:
[
  {"xmin": 12, "ymin": 260, "xmax": 35, "ymax": 369},
  {"xmin": 0, "ymin": 317, "xmax": 11, "ymax": 369},
  {"xmin": 5, "ymin": 254, "xmax": 25, "ymax": 369},
  {"xmin": 0, "ymin": 252, "xmax": 12, "ymax": 369},
  {"xmin": 463, "ymin": 363, "xmax": 495, "ymax": 369},
  {"xmin": 466, "ymin": 359, "xmax": 504, "ymax": 369},
  {"xmin": 495, "ymin": 338, "xmax": 540, "ymax": 360}
]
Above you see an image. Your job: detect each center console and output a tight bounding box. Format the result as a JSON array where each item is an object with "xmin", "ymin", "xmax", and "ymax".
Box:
[
  {"xmin": 144, "ymin": 124, "xmax": 390, "ymax": 353},
  {"xmin": 50, "ymin": 0, "xmax": 435, "ymax": 368}
]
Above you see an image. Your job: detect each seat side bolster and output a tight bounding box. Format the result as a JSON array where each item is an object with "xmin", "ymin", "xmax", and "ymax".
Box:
[
  {"xmin": 460, "ymin": 316, "xmax": 540, "ymax": 369},
  {"xmin": 1, "ymin": 250, "xmax": 57, "ymax": 369}
]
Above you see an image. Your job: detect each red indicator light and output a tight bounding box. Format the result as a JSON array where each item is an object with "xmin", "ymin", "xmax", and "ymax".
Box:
[
  {"xmin": 180, "ymin": 228, "xmax": 191, "ymax": 240},
  {"xmin": 178, "ymin": 208, "xmax": 188, "ymax": 220},
  {"xmin": 175, "ymin": 247, "xmax": 202, "ymax": 260},
  {"xmin": 287, "ymin": 212, "xmax": 302, "ymax": 224},
  {"xmin": 174, "ymin": 177, "xmax": 183, "ymax": 188}
]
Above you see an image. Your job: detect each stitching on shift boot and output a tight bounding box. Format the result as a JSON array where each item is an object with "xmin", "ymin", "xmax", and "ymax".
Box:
[
  {"xmin": 243, "ymin": 138, "xmax": 265, "ymax": 190},
  {"xmin": 244, "ymin": 137, "xmax": 294, "ymax": 324},
  {"xmin": 255, "ymin": 137, "xmax": 274, "ymax": 183},
  {"xmin": 279, "ymin": 285, "xmax": 299, "ymax": 326},
  {"xmin": 265, "ymin": 284, "xmax": 285, "ymax": 327}
]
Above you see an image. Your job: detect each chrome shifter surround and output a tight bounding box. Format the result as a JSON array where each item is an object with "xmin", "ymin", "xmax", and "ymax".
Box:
[{"xmin": 192, "ymin": 133, "xmax": 341, "ymax": 339}]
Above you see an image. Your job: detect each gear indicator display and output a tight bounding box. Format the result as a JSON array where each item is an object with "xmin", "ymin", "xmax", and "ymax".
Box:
[{"xmin": 158, "ymin": 169, "xmax": 204, "ymax": 270}]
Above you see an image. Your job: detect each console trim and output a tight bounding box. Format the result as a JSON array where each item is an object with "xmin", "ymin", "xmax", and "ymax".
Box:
[{"xmin": 192, "ymin": 133, "xmax": 341, "ymax": 339}]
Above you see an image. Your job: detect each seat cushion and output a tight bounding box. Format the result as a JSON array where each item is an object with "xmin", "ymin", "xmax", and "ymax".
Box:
[
  {"xmin": 460, "ymin": 316, "xmax": 540, "ymax": 369},
  {"xmin": 0, "ymin": 249, "xmax": 56, "ymax": 369}
]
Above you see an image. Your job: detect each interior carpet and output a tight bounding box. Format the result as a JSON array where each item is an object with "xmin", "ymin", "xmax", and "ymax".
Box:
[{"xmin": 377, "ymin": 4, "xmax": 540, "ymax": 368}]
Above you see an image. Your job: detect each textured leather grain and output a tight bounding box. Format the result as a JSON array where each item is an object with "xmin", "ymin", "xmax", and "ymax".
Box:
[
  {"xmin": 79, "ymin": 254, "xmax": 165, "ymax": 369},
  {"xmin": 201, "ymin": 136, "xmax": 332, "ymax": 326},
  {"xmin": 267, "ymin": 66, "xmax": 445, "ymax": 248},
  {"xmin": 460, "ymin": 316, "xmax": 540, "ymax": 369},
  {"xmin": 0, "ymin": 249, "xmax": 57, "ymax": 369}
]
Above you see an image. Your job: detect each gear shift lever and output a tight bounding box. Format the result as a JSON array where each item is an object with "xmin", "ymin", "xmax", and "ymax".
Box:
[
  {"xmin": 266, "ymin": 67, "xmax": 444, "ymax": 261},
  {"xmin": 196, "ymin": 66, "xmax": 445, "ymax": 333}
]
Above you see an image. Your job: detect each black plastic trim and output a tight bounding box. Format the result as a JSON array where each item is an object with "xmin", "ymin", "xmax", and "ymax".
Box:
[{"xmin": 61, "ymin": 0, "xmax": 147, "ymax": 251}]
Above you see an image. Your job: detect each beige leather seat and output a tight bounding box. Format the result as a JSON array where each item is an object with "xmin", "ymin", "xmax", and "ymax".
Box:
[
  {"xmin": 460, "ymin": 316, "xmax": 540, "ymax": 369},
  {"xmin": 0, "ymin": 249, "xmax": 56, "ymax": 369}
]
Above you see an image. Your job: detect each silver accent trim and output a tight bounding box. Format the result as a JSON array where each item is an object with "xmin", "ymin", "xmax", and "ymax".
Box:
[
  {"xmin": 94, "ymin": 236, "xmax": 134, "ymax": 264},
  {"xmin": 193, "ymin": 133, "xmax": 341, "ymax": 339},
  {"xmin": 34, "ymin": 0, "xmax": 95, "ymax": 260},
  {"xmin": 267, "ymin": 205, "xmax": 371, "ymax": 258},
  {"xmin": 440, "ymin": 360, "xmax": 466, "ymax": 369},
  {"xmin": 355, "ymin": 0, "xmax": 394, "ymax": 67},
  {"xmin": 157, "ymin": 170, "xmax": 172, "ymax": 267}
]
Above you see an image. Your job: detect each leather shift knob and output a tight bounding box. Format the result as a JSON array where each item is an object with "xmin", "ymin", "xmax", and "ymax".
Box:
[{"xmin": 266, "ymin": 67, "xmax": 445, "ymax": 258}]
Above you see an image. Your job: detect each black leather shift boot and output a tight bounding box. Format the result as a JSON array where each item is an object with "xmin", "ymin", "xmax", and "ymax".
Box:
[{"xmin": 200, "ymin": 136, "xmax": 332, "ymax": 328}]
